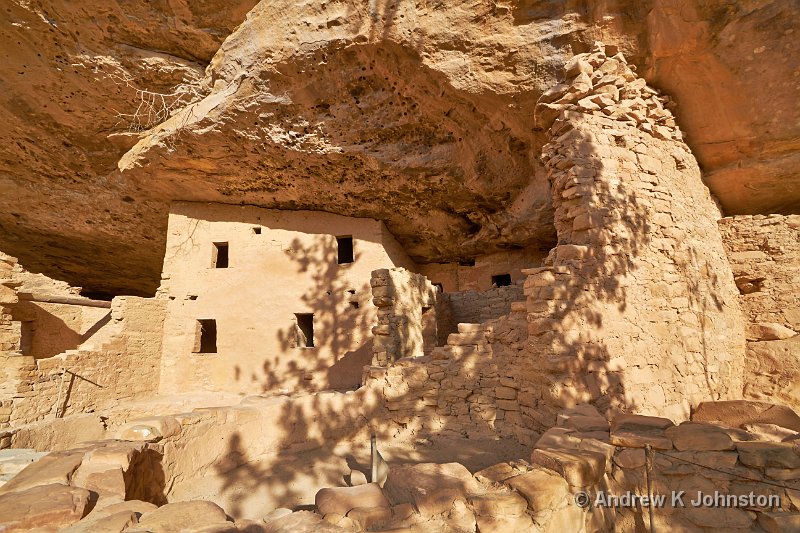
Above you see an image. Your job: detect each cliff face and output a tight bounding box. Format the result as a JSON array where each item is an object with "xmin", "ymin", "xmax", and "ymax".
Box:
[{"xmin": 1, "ymin": 0, "xmax": 798, "ymax": 295}]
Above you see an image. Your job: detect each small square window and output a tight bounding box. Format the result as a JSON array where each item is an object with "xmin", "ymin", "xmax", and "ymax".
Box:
[
  {"xmin": 212, "ymin": 242, "xmax": 229, "ymax": 268},
  {"xmin": 491, "ymin": 274, "xmax": 512, "ymax": 287},
  {"xmin": 252, "ymin": 227, "xmax": 261, "ymax": 234},
  {"xmin": 194, "ymin": 319, "xmax": 217, "ymax": 353},
  {"xmin": 336, "ymin": 236, "xmax": 354, "ymax": 264},
  {"xmin": 295, "ymin": 313, "xmax": 314, "ymax": 348}
]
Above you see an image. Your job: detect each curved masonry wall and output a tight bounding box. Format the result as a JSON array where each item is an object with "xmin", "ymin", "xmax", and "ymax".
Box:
[
  {"xmin": 365, "ymin": 42, "xmax": 746, "ymax": 440},
  {"xmin": 525, "ymin": 42, "xmax": 746, "ymax": 425}
]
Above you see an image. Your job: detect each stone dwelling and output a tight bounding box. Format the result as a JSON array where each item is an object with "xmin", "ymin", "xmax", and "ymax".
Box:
[
  {"xmin": 157, "ymin": 201, "xmax": 542, "ymax": 395},
  {"xmin": 157, "ymin": 201, "xmax": 419, "ymax": 394},
  {"xmin": 0, "ymin": 1, "xmax": 800, "ymax": 528},
  {"xmin": 0, "ymin": 201, "xmax": 542, "ymax": 430}
]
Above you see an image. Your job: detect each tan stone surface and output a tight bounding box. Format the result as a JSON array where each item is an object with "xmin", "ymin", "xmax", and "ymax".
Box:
[
  {"xmin": 159, "ymin": 203, "xmax": 414, "ymax": 394},
  {"xmin": 263, "ymin": 510, "xmax": 349, "ymax": 533},
  {"xmin": 758, "ymin": 511, "xmax": 800, "ymax": 533},
  {"xmin": 60, "ymin": 510, "xmax": 137, "ymax": 533},
  {"xmin": 693, "ymin": 401, "xmax": 800, "ymax": 432},
  {"xmin": 0, "ymin": 451, "xmax": 83, "ymax": 495},
  {"xmin": 610, "ymin": 414, "xmax": 674, "ymax": 450},
  {"xmin": 136, "ymin": 500, "xmax": 231, "ymax": 533},
  {"xmin": 315, "ymin": 483, "xmax": 389, "ymax": 517},
  {"xmin": 664, "ymin": 422, "xmax": 735, "ymax": 451},
  {"xmin": 506, "ymin": 468, "xmax": 569, "ymax": 512},
  {"xmin": 0, "ymin": 483, "xmax": 91, "ymax": 532},
  {"xmin": 384, "ymin": 462, "xmax": 482, "ymax": 517},
  {"xmin": 736, "ymin": 442, "xmax": 800, "ymax": 469},
  {"xmin": 720, "ymin": 216, "xmax": 800, "ymax": 411},
  {"xmin": 530, "ymin": 448, "xmax": 605, "ymax": 488}
]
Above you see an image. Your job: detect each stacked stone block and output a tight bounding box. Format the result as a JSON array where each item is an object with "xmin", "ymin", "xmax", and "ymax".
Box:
[
  {"xmin": 719, "ymin": 215, "xmax": 800, "ymax": 410},
  {"xmin": 0, "ymin": 293, "xmax": 167, "ymax": 430},
  {"xmin": 525, "ymin": 42, "xmax": 746, "ymax": 426},
  {"xmin": 365, "ymin": 301, "xmax": 537, "ymax": 444},
  {"xmin": 440, "ymin": 283, "xmax": 525, "ymax": 327},
  {"xmin": 370, "ymin": 268, "xmax": 438, "ymax": 366}
]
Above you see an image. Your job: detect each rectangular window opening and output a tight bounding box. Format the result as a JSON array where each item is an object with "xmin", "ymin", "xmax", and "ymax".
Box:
[
  {"xmin": 212, "ymin": 242, "xmax": 229, "ymax": 268},
  {"xmin": 336, "ymin": 236, "xmax": 354, "ymax": 264},
  {"xmin": 252, "ymin": 227, "xmax": 262, "ymax": 235},
  {"xmin": 295, "ymin": 313, "xmax": 315, "ymax": 348},
  {"xmin": 194, "ymin": 319, "xmax": 217, "ymax": 353},
  {"xmin": 492, "ymin": 273, "xmax": 512, "ymax": 287}
]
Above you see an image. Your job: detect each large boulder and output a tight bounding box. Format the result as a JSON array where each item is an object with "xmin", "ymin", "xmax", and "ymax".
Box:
[
  {"xmin": 664, "ymin": 422, "xmax": 736, "ymax": 451},
  {"xmin": 135, "ymin": 500, "xmax": 231, "ymax": 533},
  {"xmin": 263, "ymin": 510, "xmax": 350, "ymax": 533},
  {"xmin": 610, "ymin": 414, "xmax": 674, "ymax": 449},
  {"xmin": 0, "ymin": 483, "xmax": 91, "ymax": 532},
  {"xmin": 315, "ymin": 482, "xmax": 390, "ymax": 516},
  {"xmin": 383, "ymin": 462, "xmax": 483, "ymax": 517},
  {"xmin": 0, "ymin": 451, "xmax": 84, "ymax": 495},
  {"xmin": 693, "ymin": 401, "xmax": 800, "ymax": 432}
]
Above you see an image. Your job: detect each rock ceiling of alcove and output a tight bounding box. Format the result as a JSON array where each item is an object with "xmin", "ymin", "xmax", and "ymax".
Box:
[{"xmin": 1, "ymin": 0, "xmax": 798, "ymax": 295}]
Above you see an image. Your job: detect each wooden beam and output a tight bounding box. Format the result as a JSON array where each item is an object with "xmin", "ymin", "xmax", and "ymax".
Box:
[{"xmin": 16, "ymin": 292, "xmax": 112, "ymax": 309}]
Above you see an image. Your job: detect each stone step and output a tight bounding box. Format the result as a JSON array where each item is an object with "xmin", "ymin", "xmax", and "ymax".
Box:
[
  {"xmin": 432, "ymin": 345, "xmax": 480, "ymax": 360},
  {"xmin": 457, "ymin": 323, "xmax": 484, "ymax": 334},
  {"xmin": 447, "ymin": 331, "xmax": 485, "ymax": 346}
]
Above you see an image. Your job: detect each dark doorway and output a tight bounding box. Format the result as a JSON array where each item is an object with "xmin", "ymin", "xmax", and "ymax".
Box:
[
  {"xmin": 212, "ymin": 242, "xmax": 229, "ymax": 268},
  {"xmin": 492, "ymin": 273, "xmax": 512, "ymax": 287},
  {"xmin": 195, "ymin": 319, "xmax": 217, "ymax": 353},
  {"xmin": 337, "ymin": 236, "xmax": 354, "ymax": 264},
  {"xmin": 295, "ymin": 313, "xmax": 315, "ymax": 348}
]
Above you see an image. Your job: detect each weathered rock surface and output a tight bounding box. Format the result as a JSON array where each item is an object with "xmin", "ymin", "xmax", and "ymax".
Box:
[
  {"xmin": 0, "ymin": 483, "xmax": 91, "ymax": 532},
  {"xmin": 693, "ymin": 400, "xmax": 800, "ymax": 432},
  {"xmin": 135, "ymin": 500, "xmax": 231, "ymax": 533},
  {"xmin": 1, "ymin": 1, "xmax": 799, "ymax": 294},
  {"xmin": 384, "ymin": 462, "xmax": 482, "ymax": 517},
  {"xmin": 315, "ymin": 483, "xmax": 389, "ymax": 517}
]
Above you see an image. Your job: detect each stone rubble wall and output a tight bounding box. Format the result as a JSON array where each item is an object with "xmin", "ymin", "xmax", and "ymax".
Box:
[
  {"xmin": 719, "ymin": 215, "xmax": 800, "ymax": 411},
  {"xmin": 474, "ymin": 401, "xmax": 800, "ymax": 532},
  {"xmin": 524, "ymin": 42, "xmax": 746, "ymax": 427},
  {"xmin": 370, "ymin": 268, "xmax": 438, "ymax": 366},
  {"xmin": 0, "ymin": 296, "xmax": 166, "ymax": 430},
  {"xmin": 439, "ymin": 283, "xmax": 525, "ymax": 328},
  {"xmin": 0, "ymin": 253, "xmax": 23, "ymax": 429},
  {"xmin": 364, "ymin": 302, "xmax": 538, "ymax": 446},
  {"xmin": 362, "ymin": 42, "xmax": 748, "ymax": 443}
]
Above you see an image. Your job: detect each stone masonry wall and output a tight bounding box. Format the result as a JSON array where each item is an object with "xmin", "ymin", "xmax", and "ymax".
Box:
[
  {"xmin": 364, "ymin": 302, "xmax": 537, "ymax": 445},
  {"xmin": 440, "ymin": 283, "xmax": 525, "ymax": 327},
  {"xmin": 523, "ymin": 42, "xmax": 746, "ymax": 426},
  {"xmin": 362, "ymin": 43, "xmax": 747, "ymax": 442},
  {"xmin": 719, "ymin": 215, "xmax": 800, "ymax": 410},
  {"xmin": 370, "ymin": 268, "xmax": 438, "ymax": 366},
  {"xmin": 0, "ymin": 253, "xmax": 23, "ymax": 428},
  {"xmin": 2, "ymin": 296, "xmax": 166, "ymax": 428}
]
